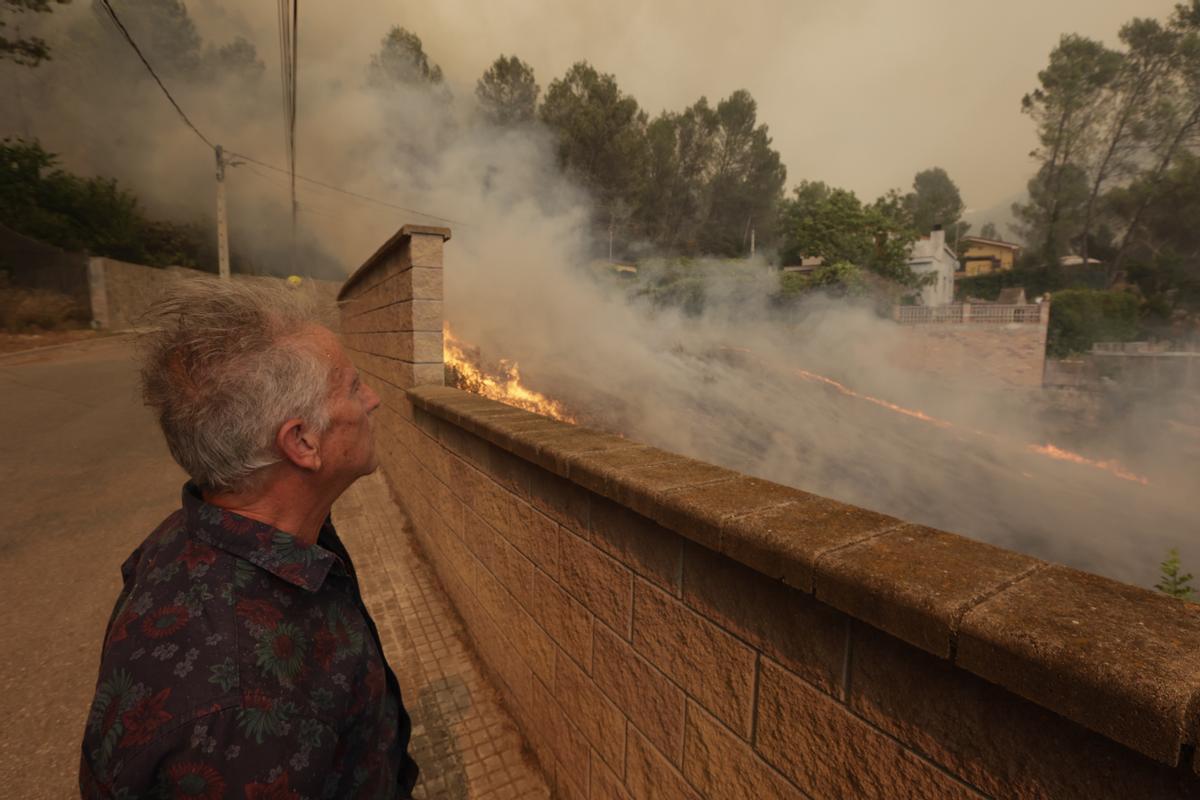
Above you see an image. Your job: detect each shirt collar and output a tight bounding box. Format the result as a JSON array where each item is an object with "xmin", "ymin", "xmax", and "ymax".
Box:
[{"xmin": 182, "ymin": 482, "xmax": 344, "ymax": 592}]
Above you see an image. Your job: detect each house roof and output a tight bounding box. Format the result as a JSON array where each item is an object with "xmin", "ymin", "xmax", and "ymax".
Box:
[{"xmin": 962, "ymin": 236, "xmax": 1021, "ymax": 251}]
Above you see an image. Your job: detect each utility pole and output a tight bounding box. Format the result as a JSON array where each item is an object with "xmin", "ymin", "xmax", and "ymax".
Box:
[
  {"xmin": 215, "ymin": 145, "xmax": 231, "ymax": 280},
  {"xmin": 750, "ymin": 226, "xmax": 756, "ymax": 258}
]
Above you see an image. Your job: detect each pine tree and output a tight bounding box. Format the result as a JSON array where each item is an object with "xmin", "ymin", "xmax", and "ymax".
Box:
[{"xmin": 1155, "ymin": 548, "xmax": 1196, "ymax": 601}]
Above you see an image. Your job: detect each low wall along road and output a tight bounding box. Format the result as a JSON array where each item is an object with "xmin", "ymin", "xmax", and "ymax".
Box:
[{"xmin": 339, "ymin": 225, "xmax": 1200, "ymax": 799}]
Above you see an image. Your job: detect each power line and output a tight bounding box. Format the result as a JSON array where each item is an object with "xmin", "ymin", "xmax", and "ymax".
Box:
[
  {"xmin": 229, "ymin": 151, "xmax": 464, "ymax": 226},
  {"xmin": 94, "ymin": 1, "xmax": 462, "ymax": 229},
  {"xmin": 240, "ymin": 164, "xmax": 354, "ymax": 220},
  {"xmin": 276, "ymin": 0, "xmax": 299, "ymax": 264},
  {"xmin": 96, "ymin": 0, "xmax": 214, "ymax": 150}
]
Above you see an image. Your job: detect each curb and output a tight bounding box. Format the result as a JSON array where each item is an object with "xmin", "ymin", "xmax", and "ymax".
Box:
[{"xmin": 0, "ymin": 330, "xmax": 134, "ymax": 363}]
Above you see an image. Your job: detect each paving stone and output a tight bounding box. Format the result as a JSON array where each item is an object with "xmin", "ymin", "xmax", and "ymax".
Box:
[{"xmin": 335, "ymin": 472, "xmax": 551, "ymax": 800}]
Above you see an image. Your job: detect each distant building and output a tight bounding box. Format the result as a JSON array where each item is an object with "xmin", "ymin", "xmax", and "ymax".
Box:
[
  {"xmin": 960, "ymin": 236, "xmax": 1021, "ymax": 276},
  {"xmin": 907, "ymin": 227, "xmax": 958, "ymax": 306},
  {"xmin": 1059, "ymin": 254, "xmax": 1103, "ymax": 268},
  {"xmin": 779, "ymin": 256, "xmax": 825, "ymax": 274}
]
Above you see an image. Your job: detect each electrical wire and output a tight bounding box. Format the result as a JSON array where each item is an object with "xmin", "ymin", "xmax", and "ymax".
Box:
[
  {"xmin": 97, "ymin": 0, "xmax": 214, "ymax": 150},
  {"xmin": 276, "ymin": 0, "xmax": 299, "ymax": 265},
  {"xmin": 94, "ymin": 1, "xmax": 462, "ymax": 229},
  {"xmin": 240, "ymin": 164, "xmax": 353, "ymax": 220},
  {"xmin": 228, "ymin": 151, "xmax": 464, "ymax": 226}
]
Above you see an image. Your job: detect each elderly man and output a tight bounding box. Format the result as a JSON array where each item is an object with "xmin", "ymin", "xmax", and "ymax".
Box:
[{"xmin": 80, "ymin": 279, "xmax": 418, "ymax": 798}]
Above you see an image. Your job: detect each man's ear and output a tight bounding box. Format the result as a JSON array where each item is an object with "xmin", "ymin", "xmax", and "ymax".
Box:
[{"xmin": 276, "ymin": 418, "xmax": 321, "ymax": 472}]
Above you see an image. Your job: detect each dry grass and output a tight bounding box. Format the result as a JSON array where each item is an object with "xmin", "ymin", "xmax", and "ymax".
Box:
[{"xmin": 0, "ymin": 275, "xmax": 89, "ymax": 333}]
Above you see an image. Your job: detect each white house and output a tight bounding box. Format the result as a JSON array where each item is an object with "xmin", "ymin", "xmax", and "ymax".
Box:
[{"xmin": 907, "ymin": 227, "xmax": 958, "ymax": 306}]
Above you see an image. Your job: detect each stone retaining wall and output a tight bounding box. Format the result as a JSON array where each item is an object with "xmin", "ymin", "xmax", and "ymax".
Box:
[
  {"xmin": 88, "ymin": 257, "xmax": 341, "ymax": 330},
  {"xmin": 340, "ymin": 225, "xmax": 1200, "ymax": 799},
  {"xmin": 888, "ymin": 314, "xmax": 1050, "ymax": 389}
]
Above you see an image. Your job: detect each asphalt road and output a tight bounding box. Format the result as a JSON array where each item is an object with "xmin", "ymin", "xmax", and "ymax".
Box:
[{"xmin": 0, "ymin": 336, "xmax": 186, "ymax": 797}]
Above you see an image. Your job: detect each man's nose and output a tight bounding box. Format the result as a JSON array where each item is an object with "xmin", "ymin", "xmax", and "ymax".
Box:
[{"xmin": 365, "ymin": 382, "xmax": 382, "ymax": 412}]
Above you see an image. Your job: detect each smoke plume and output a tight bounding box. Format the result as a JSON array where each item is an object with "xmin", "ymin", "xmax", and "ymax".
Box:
[{"xmin": 2, "ymin": 1, "xmax": 1195, "ymax": 588}]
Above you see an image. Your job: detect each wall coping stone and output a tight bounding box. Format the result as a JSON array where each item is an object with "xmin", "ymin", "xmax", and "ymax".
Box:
[
  {"xmin": 406, "ymin": 383, "xmax": 1200, "ymax": 770},
  {"xmin": 338, "ymin": 224, "xmax": 452, "ymax": 301}
]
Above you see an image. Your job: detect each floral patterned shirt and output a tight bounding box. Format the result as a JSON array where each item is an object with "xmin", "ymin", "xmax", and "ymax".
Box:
[{"xmin": 79, "ymin": 483, "xmax": 419, "ymax": 799}]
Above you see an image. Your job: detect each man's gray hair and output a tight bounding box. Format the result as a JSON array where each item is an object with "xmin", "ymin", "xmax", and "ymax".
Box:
[{"xmin": 140, "ymin": 277, "xmax": 335, "ymax": 493}]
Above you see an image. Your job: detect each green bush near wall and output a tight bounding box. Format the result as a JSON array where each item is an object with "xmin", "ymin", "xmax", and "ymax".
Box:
[
  {"xmin": 956, "ymin": 265, "xmax": 1110, "ymax": 301},
  {"xmin": 1047, "ymin": 289, "xmax": 1139, "ymax": 357}
]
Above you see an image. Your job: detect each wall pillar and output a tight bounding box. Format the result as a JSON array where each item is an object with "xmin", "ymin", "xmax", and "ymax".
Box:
[
  {"xmin": 337, "ymin": 224, "xmax": 452, "ymax": 393},
  {"xmin": 87, "ymin": 257, "xmax": 110, "ymax": 329}
]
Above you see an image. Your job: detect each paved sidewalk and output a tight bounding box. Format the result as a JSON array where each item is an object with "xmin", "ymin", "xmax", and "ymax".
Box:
[{"xmin": 334, "ymin": 472, "xmax": 550, "ymax": 800}]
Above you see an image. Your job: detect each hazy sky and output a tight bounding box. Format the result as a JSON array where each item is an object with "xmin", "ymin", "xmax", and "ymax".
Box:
[{"xmin": 268, "ymin": 0, "xmax": 1174, "ymax": 223}]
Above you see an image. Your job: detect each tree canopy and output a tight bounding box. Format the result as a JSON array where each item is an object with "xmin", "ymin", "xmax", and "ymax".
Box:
[
  {"xmin": 540, "ymin": 61, "xmax": 648, "ymax": 233},
  {"xmin": 368, "ymin": 26, "xmax": 445, "ymax": 89},
  {"xmin": 476, "ymin": 55, "xmax": 539, "ymax": 125},
  {"xmin": 905, "ymin": 167, "xmax": 968, "ymax": 242},
  {"xmin": 776, "ymin": 181, "xmax": 919, "ymax": 286},
  {"xmin": 0, "ymin": 138, "xmax": 210, "ymax": 267},
  {"xmin": 1, "ymin": 0, "xmax": 69, "ymax": 66}
]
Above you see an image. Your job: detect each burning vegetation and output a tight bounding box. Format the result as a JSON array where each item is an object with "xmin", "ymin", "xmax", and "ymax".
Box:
[
  {"xmin": 445, "ymin": 330, "xmax": 1151, "ymax": 487},
  {"xmin": 443, "ymin": 324, "xmax": 577, "ymax": 423}
]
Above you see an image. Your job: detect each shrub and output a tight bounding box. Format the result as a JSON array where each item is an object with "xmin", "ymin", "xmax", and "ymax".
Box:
[
  {"xmin": 1155, "ymin": 549, "xmax": 1196, "ymax": 602},
  {"xmin": 0, "ymin": 275, "xmax": 88, "ymax": 332},
  {"xmin": 1046, "ymin": 289, "xmax": 1139, "ymax": 357}
]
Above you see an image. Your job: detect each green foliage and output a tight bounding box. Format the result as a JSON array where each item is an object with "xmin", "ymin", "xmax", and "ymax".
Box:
[
  {"xmin": 0, "ymin": 138, "xmax": 209, "ymax": 267},
  {"xmin": 1108, "ymin": 151, "xmax": 1200, "ymax": 318},
  {"xmin": 1046, "ymin": 288, "xmax": 1139, "ymax": 356},
  {"xmin": 1155, "ymin": 549, "xmax": 1196, "ymax": 601},
  {"xmin": 634, "ymin": 91, "xmax": 785, "ymax": 257},
  {"xmin": 540, "ymin": 62, "xmax": 648, "ymax": 223},
  {"xmin": 1, "ymin": 0, "xmax": 69, "ymax": 67},
  {"xmin": 955, "ymin": 261, "xmax": 1110, "ymax": 301},
  {"xmin": 208, "ymin": 36, "xmax": 265, "ymax": 82},
  {"xmin": 1014, "ymin": 2, "xmax": 1200, "ymax": 309},
  {"xmin": 979, "ymin": 222, "xmax": 999, "ymax": 240},
  {"xmin": 636, "ymin": 100, "xmax": 719, "ymax": 252},
  {"xmin": 476, "ymin": 55, "xmax": 539, "ymax": 126},
  {"xmin": 368, "ymin": 27, "xmax": 445, "ymax": 89},
  {"xmin": 905, "ymin": 167, "xmax": 968, "ymax": 241},
  {"xmin": 1017, "ymin": 34, "xmax": 1122, "ymax": 262},
  {"xmin": 694, "ymin": 91, "xmax": 787, "ymax": 256},
  {"xmin": 778, "ymin": 261, "xmax": 869, "ymax": 298},
  {"xmin": 776, "ymin": 181, "xmax": 920, "ymax": 286},
  {"xmin": 1013, "ymin": 162, "xmax": 1090, "ymax": 273},
  {"xmin": 91, "ymin": 0, "xmax": 203, "ymax": 76}
]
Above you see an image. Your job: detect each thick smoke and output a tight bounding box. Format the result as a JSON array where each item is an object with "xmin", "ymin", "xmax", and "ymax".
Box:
[{"xmin": 3, "ymin": 1, "xmax": 1195, "ymax": 588}]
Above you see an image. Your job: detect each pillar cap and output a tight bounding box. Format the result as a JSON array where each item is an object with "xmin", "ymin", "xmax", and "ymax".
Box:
[{"xmin": 339, "ymin": 224, "xmax": 451, "ymax": 300}]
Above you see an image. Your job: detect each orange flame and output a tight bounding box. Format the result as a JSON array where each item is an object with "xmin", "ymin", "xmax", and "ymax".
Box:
[
  {"xmin": 731, "ymin": 348, "xmax": 1151, "ymax": 486},
  {"xmin": 1025, "ymin": 444, "xmax": 1150, "ymax": 486},
  {"xmin": 443, "ymin": 324, "xmax": 577, "ymax": 423},
  {"xmin": 789, "ymin": 371, "xmax": 1152, "ymax": 485}
]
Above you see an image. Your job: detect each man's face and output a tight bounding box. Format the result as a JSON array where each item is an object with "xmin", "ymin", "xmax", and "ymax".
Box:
[{"xmin": 306, "ymin": 326, "xmax": 381, "ymax": 484}]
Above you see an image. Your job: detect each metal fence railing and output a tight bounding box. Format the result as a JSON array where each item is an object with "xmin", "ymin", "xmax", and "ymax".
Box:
[{"xmin": 893, "ymin": 304, "xmax": 1043, "ymax": 325}]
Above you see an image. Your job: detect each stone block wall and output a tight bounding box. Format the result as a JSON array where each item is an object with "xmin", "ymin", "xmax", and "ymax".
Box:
[
  {"xmin": 88, "ymin": 257, "xmax": 340, "ymax": 330},
  {"xmin": 340, "ymin": 227, "xmax": 1200, "ymax": 799},
  {"xmin": 888, "ymin": 316, "xmax": 1049, "ymax": 389}
]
